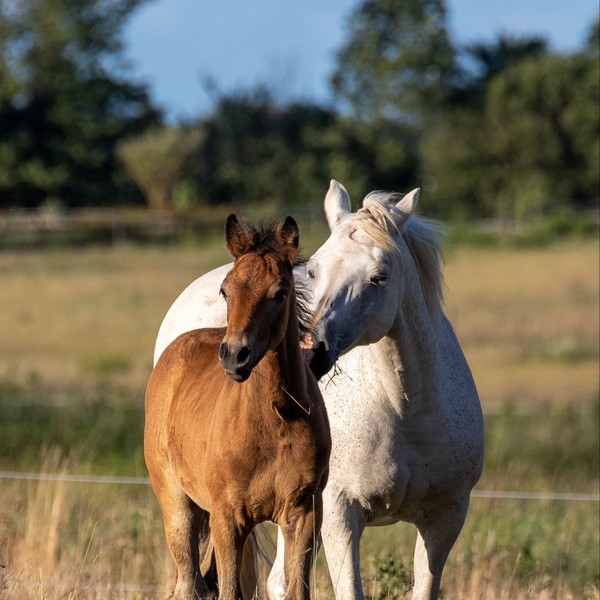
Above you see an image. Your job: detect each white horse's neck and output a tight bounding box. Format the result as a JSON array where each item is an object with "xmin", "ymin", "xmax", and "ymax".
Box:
[{"xmin": 368, "ymin": 243, "xmax": 443, "ymax": 418}]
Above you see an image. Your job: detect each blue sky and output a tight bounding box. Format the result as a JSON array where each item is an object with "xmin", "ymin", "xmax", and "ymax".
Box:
[{"xmin": 124, "ymin": 0, "xmax": 598, "ymax": 120}]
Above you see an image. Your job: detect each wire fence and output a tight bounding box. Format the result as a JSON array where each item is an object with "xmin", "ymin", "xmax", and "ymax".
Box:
[
  {"xmin": 0, "ymin": 204, "xmax": 323, "ymax": 249},
  {"xmin": 1, "ymin": 206, "xmax": 598, "ymax": 250},
  {"xmin": 1, "ymin": 469, "xmax": 596, "ymax": 597},
  {"xmin": 0, "ymin": 470, "xmax": 597, "ymax": 502}
]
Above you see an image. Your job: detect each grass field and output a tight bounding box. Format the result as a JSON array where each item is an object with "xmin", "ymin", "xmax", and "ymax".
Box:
[{"xmin": 0, "ymin": 231, "xmax": 598, "ymax": 598}]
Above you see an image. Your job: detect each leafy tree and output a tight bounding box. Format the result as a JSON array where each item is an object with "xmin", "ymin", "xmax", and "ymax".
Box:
[
  {"xmin": 422, "ymin": 47, "xmax": 599, "ymax": 221},
  {"xmin": 185, "ymin": 86, "xmax": 419, "ymax": 210},
  {"xmin": 188, "ymin": 88, "xmax": 338, "ymax": 207},
  {"xmin": 420, "ymin": 34, "xmax": 552, "ymax": 218},
  {"xmin": 330, "ymin": 0, "xmax": 456, "ymax": 124},
  {"xmin": 486, "ymin": 53, "xmax": 599, "ymax": 216},
  {"xmin": 420, "ymin": 108, "xmax": 493, "ymax": 219},
  {"xmin": 585, "ymin": 17, "xmax": 599, "ymax": 55},
  {"xmin": 465, "ymin": 35, "xmax": 547, "ymax": 86},
  {"xmin": 322, "ymin": 117, "xmax": 418, "ymax": 201},
  {"xmin": 0, "ymin": 0, "xmax": 159, "ymax": 208},
  {"xmin": 451, "ymin": 34, "xmax": 548, "ymax": 108},
  {"xmin": 118, "ymin": 127, "xmax": 204, "ymax": 210}
]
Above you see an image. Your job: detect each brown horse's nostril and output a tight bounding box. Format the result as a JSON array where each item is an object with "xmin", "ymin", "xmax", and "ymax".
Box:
[
  {"xmin": 236, "ymin": 346, "xmax": 250, "ymax": 365},
  {"xmin": 219, "ymin": 342, "xmax": 250, "ymax": 370},
  {"xmin": 218, "ymin": 342, "xmax": 228, "ymax": 361}
]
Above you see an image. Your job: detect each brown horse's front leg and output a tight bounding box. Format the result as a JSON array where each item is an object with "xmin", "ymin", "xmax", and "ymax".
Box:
[
  {"xmin": 281, "ymin": 493, "xmax": 323, "ymax": 600},
  {"xmin": 210, "ymin": 509, "xmax": 247, "ymax": 600},
  {"xmin": 149, "ymin": 467, "xmax": 211, "ymax": 599}
]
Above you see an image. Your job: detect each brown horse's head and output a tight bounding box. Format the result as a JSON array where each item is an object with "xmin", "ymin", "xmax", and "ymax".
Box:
[{"xmin": 218, "ymin": 214, "xmax": 299, "ymax": 382}]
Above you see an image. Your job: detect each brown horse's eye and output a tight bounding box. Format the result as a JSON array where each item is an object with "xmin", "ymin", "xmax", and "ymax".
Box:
[
  {"xmin": 274, "ymin": 289, "xmax": 288, "ymax": 302},
  {"xmin": 219, "ymin": 287, "xmax": 227, "ymax": 299}
]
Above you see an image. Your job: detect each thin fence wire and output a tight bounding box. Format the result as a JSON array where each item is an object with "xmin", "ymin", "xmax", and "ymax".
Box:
[{"xmin": 0, "ymin": 470, "xmax": 597, "ymax": 502}]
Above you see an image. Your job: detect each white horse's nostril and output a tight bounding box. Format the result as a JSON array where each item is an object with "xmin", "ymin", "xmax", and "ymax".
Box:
[{"xmin": 316, "ymin": 339, "xmax": 329, "ymax": 352}]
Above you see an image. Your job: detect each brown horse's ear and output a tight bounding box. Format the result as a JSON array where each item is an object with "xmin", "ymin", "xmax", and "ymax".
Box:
[
  {"xmin": 278, "ymin": 216, "xmax": 299, "ymax": 262},
  {"xmin": 225, "ymin": 214, "xmax": 253, "ymax": 258}
]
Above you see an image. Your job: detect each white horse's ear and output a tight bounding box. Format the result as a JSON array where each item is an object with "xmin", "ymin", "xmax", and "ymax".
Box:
[
  {"xmin": 393, "ymin": 188, "xmax": 419, "ymax": 226},
  {"xmin": 324, "ymin": 179, "xmax": 351, "ymax": 230}
]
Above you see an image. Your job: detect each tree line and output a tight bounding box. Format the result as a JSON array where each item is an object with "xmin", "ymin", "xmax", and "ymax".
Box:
[{"xmin": 1, "ymin": 0, "xmax": 598, "ymax": 222}]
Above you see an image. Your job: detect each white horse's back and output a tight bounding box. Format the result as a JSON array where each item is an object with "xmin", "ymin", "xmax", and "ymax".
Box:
[{"xmin": 154, "ymin": 263, "xmax": 231, "ymax": 365}]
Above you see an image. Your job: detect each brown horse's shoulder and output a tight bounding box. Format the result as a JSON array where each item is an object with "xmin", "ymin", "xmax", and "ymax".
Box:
[
  {"xmin": 148, "ymin": 328, "xmax": 226, "ymax": 401},
  {"xmin": 180, "ymin": 327, "xmax": 225, "ymax": 357}
]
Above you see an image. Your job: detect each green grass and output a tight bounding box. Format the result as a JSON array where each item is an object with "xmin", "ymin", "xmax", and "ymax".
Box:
[
  {"xmin": 482, "ymin": 399, "xmax": 599, "ymax": 490},
  {"xmin": 0, "ymin": 379, "xmax": 145, "ymax": 475},
  {"xmin": 0, "ymin": 380, "xmax": 597, "ymax": 487}
]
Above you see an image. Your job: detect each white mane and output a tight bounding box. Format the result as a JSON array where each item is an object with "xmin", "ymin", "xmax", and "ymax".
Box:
[{"xmin": 352, "ymin": 192, "xmax": 446, "ymax": 323}]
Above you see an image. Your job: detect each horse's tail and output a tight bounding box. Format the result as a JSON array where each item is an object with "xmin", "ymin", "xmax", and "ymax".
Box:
[{"xmin": 200, "ymin": 525, "xmax": 275, "ymax": 599}]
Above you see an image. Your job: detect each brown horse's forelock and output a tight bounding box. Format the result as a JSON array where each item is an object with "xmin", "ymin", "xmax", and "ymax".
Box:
[
  {"xmin": 237, "ymin": 220, "xmax": 313, "ymax": 338},
  {"xmin": 240, "ymin": 220, "xmax": 289, "ymax": 256}
]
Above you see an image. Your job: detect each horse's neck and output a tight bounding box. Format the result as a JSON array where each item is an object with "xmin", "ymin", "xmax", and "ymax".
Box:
[
  {"xmin": 371, "ymin": 256, "xmax": 443, "ymax": 415},
  {"xmin": 254, "ymin": 296, "xmax": 312, "ymax": 415}
]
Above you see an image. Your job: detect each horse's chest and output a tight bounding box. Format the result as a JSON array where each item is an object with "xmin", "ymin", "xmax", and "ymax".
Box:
[
  {"xmin": 201, "ymin": 420, "xmax": 323, "ymax": 517},
  {"xmin": 327, "ymin": 405, "xmax": 467, "ymax": 518},
  {"xmin": 328, "ymin": 411, "xmax": 403, "ymax": 495}
]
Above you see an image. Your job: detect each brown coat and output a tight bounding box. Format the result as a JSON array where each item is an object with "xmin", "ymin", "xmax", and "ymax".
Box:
[{"xmin": 145, "ymin": 215, "xmax": 330, "ymax": 600}]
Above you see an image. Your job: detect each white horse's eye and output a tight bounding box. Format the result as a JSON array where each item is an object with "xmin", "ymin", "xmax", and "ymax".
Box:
[
  {"xmin": 370, "ymin": 274, "xmax": 388, "ymax": 286},
  {"xmin": 307, "ymin": 264, "xmax": 316, "ymax": 279}
]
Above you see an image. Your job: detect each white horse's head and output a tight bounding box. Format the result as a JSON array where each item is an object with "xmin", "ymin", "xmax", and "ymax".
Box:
[{"xmin": 308, "ymin": 180, "xmax": 444, "ymax": 379}]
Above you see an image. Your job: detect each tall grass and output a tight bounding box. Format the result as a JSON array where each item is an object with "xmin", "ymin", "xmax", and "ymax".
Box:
[
  {"xmin": 0, "ymin": 449, "xmax": 174, "ymax": 599},
  {"xmin": 0, "ymin": 383, "xmax": 597, "ymax": 598}
]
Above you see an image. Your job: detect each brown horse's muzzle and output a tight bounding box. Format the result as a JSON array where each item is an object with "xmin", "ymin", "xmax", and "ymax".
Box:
[{"xmin": 219, "ymin": 340, "xmax": 252, "ymax": 382}]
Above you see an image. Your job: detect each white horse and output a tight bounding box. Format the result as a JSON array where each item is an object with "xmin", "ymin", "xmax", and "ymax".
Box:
[{"xmin": 153, "ymin": 180, "xmax": 484, "ymax": 600}]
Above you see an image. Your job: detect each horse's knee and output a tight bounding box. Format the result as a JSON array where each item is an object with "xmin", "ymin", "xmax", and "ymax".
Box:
[{"xmin": 412, "ymin": 498, "xmax": 470, "ymax": 600}]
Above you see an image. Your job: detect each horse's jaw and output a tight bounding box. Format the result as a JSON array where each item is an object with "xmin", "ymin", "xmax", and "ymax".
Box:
[{"xmin": 308, "ymin": 342, "xmax": 336, "ymax": 381}]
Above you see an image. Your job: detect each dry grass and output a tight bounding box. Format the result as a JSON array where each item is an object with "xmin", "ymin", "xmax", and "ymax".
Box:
[
  {"xmin": 0, "ymin": 243, "xmax": 230, "ymax": 390},
  {"xmin": 1, "ymin": 462, "xmax": 597, "ymax": 599},
  {"xmin": 0, "ymin": 237, "xmax": 597, "ymax": 409},
  {"xmin": 0, "ymin": 450, "xmax": 174, "ymax": 599},
  {"xmin": 444, "ymin": 239, "xmax": 599, "ymax": 407}
]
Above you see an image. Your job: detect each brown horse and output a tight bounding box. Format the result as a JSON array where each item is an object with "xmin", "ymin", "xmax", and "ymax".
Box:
[{"xmin": 145, "ymin": 215, "xmax": 331, "ymax": 600}]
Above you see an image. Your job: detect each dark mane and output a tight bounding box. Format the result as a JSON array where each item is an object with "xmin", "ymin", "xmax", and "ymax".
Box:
[{"xmin": 237, "ymin": 219, "xmax": 291, "ymax": 256}]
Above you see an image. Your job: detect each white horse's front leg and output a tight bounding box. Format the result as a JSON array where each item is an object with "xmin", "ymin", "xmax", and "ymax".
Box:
[
  {"xmin": 267, "ymin": 527, "xmax": 286, "ymax": 600},
  {"xmin": 320, "ymin": 490, "xmax": 366, "ymax": 600},
  {"xmin": 411, "ymin": 493, "xmax": 470, "ymax": 600}
]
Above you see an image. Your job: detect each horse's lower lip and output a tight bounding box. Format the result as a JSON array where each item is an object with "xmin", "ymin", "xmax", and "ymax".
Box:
[
  {"xmin": 224, "ymin": 368, "xmax": 250, "ymax": 383},
  {"xmin": 309, "ymin": 348, "xmax": 335, "ymax": 381}
]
